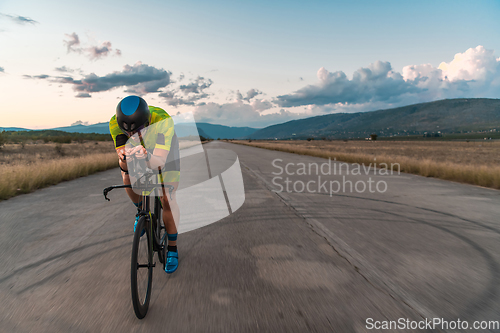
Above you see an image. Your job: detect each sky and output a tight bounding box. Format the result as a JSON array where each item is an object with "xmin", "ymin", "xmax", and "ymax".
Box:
[{"xmin": 1, "ymin": 0, "xmax": 500, "ymax": 129}]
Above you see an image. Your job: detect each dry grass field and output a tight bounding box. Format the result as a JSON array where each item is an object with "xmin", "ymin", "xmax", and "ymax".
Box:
[
  {"xmin": 0, "ymin": 141, "xmax": 118, "ymax": 200},
  {"xmin": 233, "ymin": 140, "xmax": 500, "ymax": 189},
  {"xmin": 0, "ymin": 140, "xmax": 205, "ymax": 200}
]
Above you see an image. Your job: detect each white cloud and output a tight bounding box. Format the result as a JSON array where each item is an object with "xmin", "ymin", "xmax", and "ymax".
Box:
[
  {"xmin": 192, "ymin": 102, "xmax": 304, "ymax": 127},
  {"xmin": 277, "ymin": 61, "xmax": 419, "ymax": 107},
  {"xmin": 276, "ymin": 45, "xmax": 500, "ymax": 109},
  {"xmin": 438, "ymin": 45, "xmax": 499, "ymax": 81},
  {"xmin": 401, "ymin": 45, "xmax": 500, "ymax": 101},
  {"xmin": 250, "ymin": 99, "xmax": 273, "ymax": 112}
]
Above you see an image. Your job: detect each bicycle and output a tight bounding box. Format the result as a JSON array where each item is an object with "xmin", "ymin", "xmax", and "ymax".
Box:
[{"xmin": 103, "ymin": 155, "xmax": 174, "ymax": 319}]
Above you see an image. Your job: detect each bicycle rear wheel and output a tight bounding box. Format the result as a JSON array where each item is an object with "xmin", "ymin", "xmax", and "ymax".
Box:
[
  {"xmin": 131, "ymin": 216, "xmax": 153, "ymax": 319},
  {"xmin": 152, "ymin": 197, "xmax": 166, "ymax": 266}
]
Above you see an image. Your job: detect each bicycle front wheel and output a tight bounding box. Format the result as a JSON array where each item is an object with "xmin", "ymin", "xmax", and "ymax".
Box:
[{"xmin": 131, "ymin": 216, "xmax": 153, "ymax": 319}]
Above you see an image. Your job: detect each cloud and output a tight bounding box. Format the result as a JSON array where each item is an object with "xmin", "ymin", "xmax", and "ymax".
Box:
[
  {"xmin": 402, "ymin": 45, "xmax": 500, "ymax": 101},
  {"xmin": 160, "ymin": 76, "xmax": 212, "ymax": 106},
  {"xmin": 250, "ymin": 99, "xmax": 273, "ymax": 112},
  {"xmin": 63, "ymin": 32, "xmax": 122, "ymax": 60},
  {"xmin": 179, "ymin": 76, "xmax": 213, "ymax": 94},
  {"xmin": 192, "ymin": 102, "xmax": 304, "ymax": 128},
  {"xmin": 235, "ymin": 90, "xmax": 243, "ymax": 101},
  {"xmin": 234, "ymin": 89, "xmax": 263, "ymax": 104},
  {"xmin": 236, "ymin": 88, "xmax": 261, "ymax": 102},
  {"xmin": 276, "ymin": 61, "xmax": 420, "ymax": 107},
  {"xmin": 75, "ymin": 93, "xmax": 91, "ymax": 98},
  {"xmin": 0, "ymin": 13, "xmax": 38, "ymax": 25},
  {"xmin": 23, "ymin": 74, "xmax": 50, "ymax": 79},
  {"xmin": 54, "ymin": 66, "xmax": 76, "ymax": 73},
  {"xmin": 437, "ymin": 45, "xmax": 499, "ymax": 81},
  {"xmin": 71, "ymin": 120, "xmax": 90, "ymax": 125},
  {"xmin": 60, "ymin": 62, "xmax": 171, "ymax": 95},
  {"xmin": 0, "ymin": 66, "xmax": 4, "ymax": 73},
  {"xmin": 63, "ymin": 32, "xmax": 80, "ymax": 53},
  {"xmin": 276, "ymin": 45, "xmax": 500, "ymax": 109},
  {"xmin": 26, "ymin": 62, "xmax": 171, "ymax": 98},
  {"xmin": 162, "ymin": 94, "xmax": 209, "ymax": 106},
  {"xmin": 88, "ymin": 41, "xmax": 112, "ymax": 60}
]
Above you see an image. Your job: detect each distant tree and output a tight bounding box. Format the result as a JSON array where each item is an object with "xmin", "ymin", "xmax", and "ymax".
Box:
[
  {"xmin": 0, "ymin": 131, "xmax": 6, "ymax": 148},
  {"xmin": 370, "ymin": 134, "xmax": 378, "ymax": 141},
  {"xmin": 55, "ymin": 143, "xmax": 65, "ymax": 156}
]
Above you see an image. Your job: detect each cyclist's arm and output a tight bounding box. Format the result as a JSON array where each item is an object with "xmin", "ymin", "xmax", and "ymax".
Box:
[
  {"xmin": 116, "ymin": 146, "xmax": 128, "ymax": 172},
  {"xmin": 113, "ymin": 133, "xmax": 129, "ymax": 172},
  {"xmin": 123, "ymin": 145, "xmax": 168, "ymax": 170},
  {"xmin": 147, "ymin": 127, "xmax": 173, "ymax": 169},
  {"xmin": 149, "ymin": 148, "xmax": 168, "ymax": 170}
]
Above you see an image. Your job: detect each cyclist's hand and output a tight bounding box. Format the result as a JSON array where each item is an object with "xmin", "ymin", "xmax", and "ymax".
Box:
[
  {"xmin": 127, "ymin": 146, "xmax": 147, "ymax": 160},
  {"xmin": 117, "ymin": 148, "xmax": 126, "ymax": 162}
]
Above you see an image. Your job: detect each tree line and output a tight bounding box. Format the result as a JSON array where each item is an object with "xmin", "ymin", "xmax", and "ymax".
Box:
[{"xmin": 0, "ymin": 130, "xmax": 112, "ymax": 145}]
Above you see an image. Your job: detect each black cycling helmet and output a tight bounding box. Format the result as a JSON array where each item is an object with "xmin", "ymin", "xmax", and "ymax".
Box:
[{"xmin": 116, "ymin": 95, "xmax": 151, "ymax": 136}]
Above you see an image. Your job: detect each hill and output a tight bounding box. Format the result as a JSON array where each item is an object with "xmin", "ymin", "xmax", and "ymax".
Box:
[
  {"xmin": 195, "ymin": 123, "xmax": 258, "ymax": 139},
  {"xmin": 248, "ymin": 98, "xmax": 500, "ymax": 139},
  {"xmin": 1, "ymin": 121, "xmax": 257, "ymax": 140},
  {"xmin": 0, "ymin": 127, "xmax": 32, "ymax": 132},
  {"xmin": 52, "ymin": 123, "xmax": 110, "ymax": 134}
]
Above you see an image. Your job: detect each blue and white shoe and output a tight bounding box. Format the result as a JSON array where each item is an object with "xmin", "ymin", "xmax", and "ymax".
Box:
[
  {"xmin": 133, "ymin": 214, "xmax": 145, "ymax": 237},
  {"xmin": 165, "ymin": 250, "xmax": 178, "ymax": 274}
]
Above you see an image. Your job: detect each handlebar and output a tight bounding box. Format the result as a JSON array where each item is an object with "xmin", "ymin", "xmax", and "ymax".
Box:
[
  {"xmin": 107, "ymin": 149, "xmax": 174, "ymax": 201},
  {"xmin": 103, "ymin": 183, "xmax": 175, "ymax": 201},
  {"xmin": 103, "ymin": 184, "xmax": 132, "ymax": 201}
]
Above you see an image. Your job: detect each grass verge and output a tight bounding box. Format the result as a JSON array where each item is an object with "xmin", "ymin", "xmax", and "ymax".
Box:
[
  {"xmin": 233, "ymin": 141, "xmax": 500, "ymax": 190},
  {"xmin": 0, "ymin": 153, "xmax": 118, "ymax": 200}
]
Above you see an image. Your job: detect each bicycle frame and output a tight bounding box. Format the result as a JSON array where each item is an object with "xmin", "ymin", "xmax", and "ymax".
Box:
[
  {"xmin": 103, "ymin": 177, "xmax": 173, "ymax": 246},
  {"xmin": 102, "ymin": 150, "xmax": 176, "ymax": 319}
]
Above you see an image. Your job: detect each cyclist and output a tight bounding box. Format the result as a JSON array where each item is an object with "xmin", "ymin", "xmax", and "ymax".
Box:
[{"xmin": 109, "ymin": 95, "xmax": 180, "ymax": 274}]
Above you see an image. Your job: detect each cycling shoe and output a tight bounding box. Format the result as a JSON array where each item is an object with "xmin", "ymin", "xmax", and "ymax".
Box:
[
  {"xmin": 165, "ymin": 250, "xmax": 178, "ymax": 274},
  {"xmin": 133, "ymin": 214, "xmax": 145, "ymax": 237}
]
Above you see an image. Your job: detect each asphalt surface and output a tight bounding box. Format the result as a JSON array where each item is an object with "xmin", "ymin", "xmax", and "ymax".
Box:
[{"xmin": 0, "ymin": 141, "xmax": 499, "ymax": 332}]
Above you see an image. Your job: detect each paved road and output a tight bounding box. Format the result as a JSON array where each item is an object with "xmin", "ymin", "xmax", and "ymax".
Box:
[{"xmin": 0, "ymin": 141, "xmax": 499, "ymax": 332}]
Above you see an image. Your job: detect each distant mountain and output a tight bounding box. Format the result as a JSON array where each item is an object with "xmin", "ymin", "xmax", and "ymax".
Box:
[
  {"xmin": 174, "ymin": 123, "xmax": 210, "ymax": 139},
  {"xmin": 195, "ymin": 123, "xmax": 259, "ymax": 139},
  {"xmin": 48, "ymin": 121, "xmax": 256, "ymax": 139},
  {"xmin": 0, "ymin": 127, "xmax": 32, "ymax": 131},
  {"xmin": 249, "ymin": 98, "xmax": 500, "ymax": 139},
  {"xmin": 1, "ymin": 120, "xmax": 257, "ymax": 140},
  {"xmin": 52, "ymin": 122, "xmax": 110, "ymax": 134}
]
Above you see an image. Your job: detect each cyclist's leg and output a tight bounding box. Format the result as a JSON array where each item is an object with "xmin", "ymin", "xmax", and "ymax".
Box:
[
  {"xmin": 159, "ymin": 179, "xmax": 180, "ymax": 273},
  {"xmin": 159, "ymin": 133, "xmax": 180, "ymax": 236},
  {"xmin": 159, "ymin": 181, "xmax": 179, "ymax": 240},
  {"xmin": 122, "ymin": 170, "xmax": 142, "ymax": 205},
  {"xmin": 122, "ymin": 169, "xmax": 145, "ymax": 235}
]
